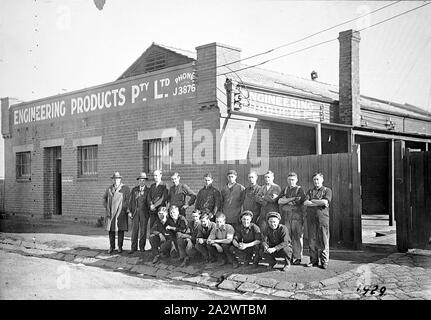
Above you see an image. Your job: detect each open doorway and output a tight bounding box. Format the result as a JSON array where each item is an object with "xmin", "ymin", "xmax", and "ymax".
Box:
[{"xmin": 356, "ymin": 135, "xmax": 396, "ymax": 248}]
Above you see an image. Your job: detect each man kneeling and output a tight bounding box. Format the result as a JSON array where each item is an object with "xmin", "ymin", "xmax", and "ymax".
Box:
[
  {"xmin": 166, "ymin": 205, "xmax": 188, "ymax": 260},
  {"xmin": 176, "ymin": 209, "xmax": 201, "ymax": 267},
  {"xmin": 207, "ymin": 212, "xmax": 235, "ymax": 266},
  {"xmin": 230, "ymin": 210, "xmax": 262, "ymax": 268},
  {"xmin": 149, "ymin": 207, "xmax": 173, "ymax": 264},
  {"xmin": 195, "ymin": 212, "xmax": 217, "ymax": 262},
  {"xmin": 260, "ymin": 212, "xmax": 292, "ymax": 271}
]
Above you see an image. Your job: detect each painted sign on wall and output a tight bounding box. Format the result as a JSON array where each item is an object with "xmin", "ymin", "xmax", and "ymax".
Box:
[
  {"xmin": 12, "ymin": 68, "xmax": 195, "ymax": 126},
  {"xmin": 237, "ymin": 89, "xmax": 326, "ymax": 122}
]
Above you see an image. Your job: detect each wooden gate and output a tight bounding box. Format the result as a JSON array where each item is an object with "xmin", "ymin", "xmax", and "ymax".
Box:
[
  {"xmin": 215, "ymin": 145, "xmax": 362, "ymax": 248},
  {"xmin": 395, "ymin": 142, "xmax": 431, "ymax": 252}
]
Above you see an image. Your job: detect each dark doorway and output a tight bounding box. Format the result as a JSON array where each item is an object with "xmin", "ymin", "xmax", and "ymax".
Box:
[
  {"xmin": 356, "ymin": 136, "xmax": 389, "ymax": 215},
  {"xmin": 43, "ymin": 146, "xmax": 62, "ymax": 217},
  {"xmin": 356, "ymin": 135, "xmax": 396, "ymax": 248},
  {"xmin": 55, "ymin": 158, "xmax": 62, "ymax": 215}
]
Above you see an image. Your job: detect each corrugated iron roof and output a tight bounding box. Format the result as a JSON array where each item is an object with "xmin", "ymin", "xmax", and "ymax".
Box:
[
  {"xmin": 119, "ymin": 42, "xmax": 431, "ymax": 120},
  {"xmin": 235, "ymin": 65, "xmax": 431, "ymax": 120}
]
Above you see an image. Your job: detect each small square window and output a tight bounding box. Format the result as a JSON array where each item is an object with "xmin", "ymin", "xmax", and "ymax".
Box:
[
  {"xmin": 16, "ymin": 152, "xmax": 31, "ymax": 179},
  {"xmin": 143, "ymin": 138, "xmax": 172, "ymax": 174},
  {"xmin": 78, "ymin": 145, "xmax": 98, "ymax": 177}
]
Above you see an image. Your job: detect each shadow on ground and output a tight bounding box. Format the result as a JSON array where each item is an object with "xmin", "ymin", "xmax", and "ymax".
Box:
[{"xmin": 0, "ymin": 214, "xmax": 401, "ymax": 285}]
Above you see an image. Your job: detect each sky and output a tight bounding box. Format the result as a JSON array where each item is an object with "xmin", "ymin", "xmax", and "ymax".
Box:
[{"xmin": 0, "ymin": 0, "xmax": 430, "ymax": 110}]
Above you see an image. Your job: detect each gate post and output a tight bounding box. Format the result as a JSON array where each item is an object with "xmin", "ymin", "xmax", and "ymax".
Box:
[{"xmin": 351, "ymin": 144, "xmax": 362, "ymax": 249}]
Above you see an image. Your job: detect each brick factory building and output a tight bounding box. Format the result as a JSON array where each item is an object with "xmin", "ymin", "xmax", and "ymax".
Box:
[{"xmin": 1, "ymin": 29, "xmax": 431, "ymax": 225}]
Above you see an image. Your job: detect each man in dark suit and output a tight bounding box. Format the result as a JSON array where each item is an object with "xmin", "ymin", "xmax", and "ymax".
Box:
[
  {"xmin": 147, "ymin": 169, "xmax": 169, "ymax": 228},
  {"xmin": 128, "ymin": 172, "xmax": 150, "ymax": 253}
]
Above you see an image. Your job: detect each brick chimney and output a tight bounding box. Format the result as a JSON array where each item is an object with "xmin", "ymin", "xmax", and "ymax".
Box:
[
  {"xmin": 195, "ymin": 43, "xmax": 241, "ymax": 114},
  {"xmin": 338, "ymin": 30, "xmax": 361, "ymax": 127},
  {"xmin": 1, "ymin": 97, "xmax": 11, "ymax": 138}
]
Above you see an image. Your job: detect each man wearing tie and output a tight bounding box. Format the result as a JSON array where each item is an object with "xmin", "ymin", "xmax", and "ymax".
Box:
[
  {"xmin": 147, "ymin": 169, "xmax": 169, "ymax": 228},
  {"xmin": 128, "ymin": 172, "xmax": 150, "ymax": 253}
]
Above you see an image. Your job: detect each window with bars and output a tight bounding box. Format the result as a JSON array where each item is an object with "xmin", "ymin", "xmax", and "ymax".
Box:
[
  {"xmin": 77, "ymin": 145, "xmax": 98, "ymax": 177},
  {"xmin": 143, "ymin": 138, "xmax": 172, "ymax": 174},
  {"xmin": 16, "ymin": 152, "xmax": 31, "ymax": 179}
]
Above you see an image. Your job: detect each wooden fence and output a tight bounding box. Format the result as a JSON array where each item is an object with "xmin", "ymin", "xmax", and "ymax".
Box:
[{"xmin": 215, "ymin": 145, "xmax": 362, "ymax": 248}]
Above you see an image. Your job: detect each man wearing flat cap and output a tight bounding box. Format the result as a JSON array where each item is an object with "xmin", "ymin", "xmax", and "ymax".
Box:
[
  {"xmin": 221, "ymin": 169, "xmax": 245, "ymax": 227},
  {"xmin": 260, "ymin": 211, "xmax": 292, "ymax": 271},
  {"xmin": 103, "ymin": 172, "xmax": 131, "ymax": 254},
  {"xmin": 230, "ymin": 210, "xmax": 262, "ymax": 268},
  {"xmin": 128, "ymin": 172, "xmax": 150, "ymax": 253}
]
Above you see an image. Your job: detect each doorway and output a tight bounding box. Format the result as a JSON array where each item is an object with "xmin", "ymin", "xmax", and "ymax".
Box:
[
  {"xmin": 43, "ymin": 146, "xmax": 62, "ymax": 217},
  {"xmin": 55, "ymin": 158, "xmax": 62, "ymax": 215},
  {"xmin": 355, "ymin": 135, "xmax": 396, "ymax": 247}
]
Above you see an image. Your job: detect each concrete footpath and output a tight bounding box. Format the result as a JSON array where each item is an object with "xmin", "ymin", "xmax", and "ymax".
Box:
[{"xmin": 0, "ymin": 215, "xmax": 430, "ymax": 300}]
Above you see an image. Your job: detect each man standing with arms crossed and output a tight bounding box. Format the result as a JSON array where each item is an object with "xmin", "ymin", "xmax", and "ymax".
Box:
[
  {"xmin": 304, "ymin": 172, "xmax": 332, "ymax": 269},
  {"xmin": 256, "ymin": 171, "xmax": 281, "ymax": 233},
  {"xmin": 278, "ymin": 172, "xmax": 306, "ymax": 265}
]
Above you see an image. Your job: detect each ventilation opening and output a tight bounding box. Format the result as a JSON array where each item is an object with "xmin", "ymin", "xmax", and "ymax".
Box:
[{"xmin": 144, "ymin": 51, "xmax": 167, "ymax": 73}]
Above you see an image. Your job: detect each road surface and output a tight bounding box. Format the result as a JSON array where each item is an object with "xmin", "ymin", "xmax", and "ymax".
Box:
[{"xmin": 0, "ymin": 250, "xmax": 266, "ymax": 300}]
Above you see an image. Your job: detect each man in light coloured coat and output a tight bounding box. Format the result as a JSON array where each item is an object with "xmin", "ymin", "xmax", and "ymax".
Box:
[{"xmin": 103, "ymin": 172, "xmax": 131, "ymax": 254}]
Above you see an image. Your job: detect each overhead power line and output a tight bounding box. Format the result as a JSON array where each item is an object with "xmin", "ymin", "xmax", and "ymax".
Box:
[
  {"xmin": 357, "ymin": 1, "xmax": 430, "ymax": 32},
  {"xmin": 215, "ymin": 1, "xmax": 401, "ymax": 70},
  {"xmin": 217, "ymin": 1, "xmax": 431, "ymax": 77},
  {"xmin": 171, "ymin": 1, "xmax": 402, "ymax": 79}
]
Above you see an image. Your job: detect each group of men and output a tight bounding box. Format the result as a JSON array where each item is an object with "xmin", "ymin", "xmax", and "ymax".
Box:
[{"xmin": 102, "ymin": 169, "xmax": 332, "ymax": 270}]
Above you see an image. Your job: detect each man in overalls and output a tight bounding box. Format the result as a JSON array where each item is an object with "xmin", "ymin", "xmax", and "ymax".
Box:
[
  {"xmin": 304, "ymin": 172, "xmax": 332, "ymax": 269},
  {"xmin": 278, "ymin": 172, "xmax": 306, "ymax": 265}
]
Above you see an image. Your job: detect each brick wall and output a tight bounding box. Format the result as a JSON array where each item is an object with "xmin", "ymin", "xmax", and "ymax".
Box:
[
  {"xmin": 256, "ymin": 120, "xmax": 316, "ymax": 156},
  {"xmin": 4, "ymin": 85, "xmax": 221, "ymax": 220},
  {"xmin": 4, "ymin": 42, "xmax": 246, "ymax": 221}
]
